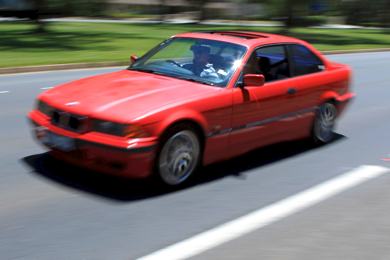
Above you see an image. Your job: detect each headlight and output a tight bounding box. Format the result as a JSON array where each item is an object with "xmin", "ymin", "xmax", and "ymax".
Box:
[
  {"xmin": 93, "ymin": 120, "xmax": 149, "ymax": 138},
  {"xmin": 37, "ymin": 100, "xmax": 53, "ymax": 116}
]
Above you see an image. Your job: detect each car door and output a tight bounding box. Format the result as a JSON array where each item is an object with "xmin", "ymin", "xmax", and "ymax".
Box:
[
  {"xmin": 284, "ymin": 43, "xmax": 329, "ymax": 134},
  {"xmin": 229, "ymin": 44, "xmax": 307, "ymax": 156},
  {"xmin": 287, "ymin": 43, "xmax": 327, "ymax": 108}
]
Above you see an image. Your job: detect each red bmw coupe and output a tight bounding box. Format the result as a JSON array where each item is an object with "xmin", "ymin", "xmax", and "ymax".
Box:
[{"xmin": 29, "ymin": 31, "xmax": 354, "ymax": 186}]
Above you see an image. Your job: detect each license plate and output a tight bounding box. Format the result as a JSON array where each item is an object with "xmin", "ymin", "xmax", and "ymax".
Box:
[{"xmin": 45, "ymin": 131, "xmax": 75, "ymax": 152}]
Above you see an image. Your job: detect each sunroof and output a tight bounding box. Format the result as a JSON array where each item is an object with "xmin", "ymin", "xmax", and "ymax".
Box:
[{"xmin": 205, "ymin": 31, "xmax": 268, "ymax": 39}]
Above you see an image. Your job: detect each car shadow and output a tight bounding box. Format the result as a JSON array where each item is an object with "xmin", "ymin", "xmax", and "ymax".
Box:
[{"xmin": 22, "ymin": 134, "xmax": 345, "ymax": 202}]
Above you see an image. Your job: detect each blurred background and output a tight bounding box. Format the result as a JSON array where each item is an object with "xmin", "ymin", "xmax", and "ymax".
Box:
[
  {"xmin": 1, "ymin": 1, "xmax": 390, "ymax": 260},
  {"xmin": 1, "ymin": 0, "xmax": 389, "ymax": 27},
  {"xmin": 0, "ymin": 0, "xmax": 389, "ymax": 68}
]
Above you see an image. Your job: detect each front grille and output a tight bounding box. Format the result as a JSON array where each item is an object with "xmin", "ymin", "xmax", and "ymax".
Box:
[{"xmin": 51, "ymin": 110, "xmax": 88, "ymax": 133}]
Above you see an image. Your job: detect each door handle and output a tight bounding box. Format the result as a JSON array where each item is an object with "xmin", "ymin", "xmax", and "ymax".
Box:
[{"xmin": 287, "ymin": 88, "xmax": 297, "ymax": 95}]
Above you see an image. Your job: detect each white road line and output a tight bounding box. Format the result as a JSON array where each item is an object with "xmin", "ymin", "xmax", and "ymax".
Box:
[
  {"xmin": 0, "ymin": 91, "xmax": 10, "ymax": 94},
  {"xmin": 137, "ymin": 165, "xmax": 389, "ymax": 260},
  {"xmin": 40, "ymin": 87, "xmax": 53, "ymax": 90}
]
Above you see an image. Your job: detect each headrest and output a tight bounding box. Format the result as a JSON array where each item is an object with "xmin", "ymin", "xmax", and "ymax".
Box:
[
  {"xmin": 191, "ymin": 44, "xmax": 211, "ymax": 54},
  {"xmin": 258, "ymin": 56, "xmax": 271, "ymax": 67}
]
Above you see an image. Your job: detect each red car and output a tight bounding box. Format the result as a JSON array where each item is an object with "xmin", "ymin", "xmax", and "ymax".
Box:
[{"xmin": 29, "ymin": 31, "xmax": 354, "ymax": 186}]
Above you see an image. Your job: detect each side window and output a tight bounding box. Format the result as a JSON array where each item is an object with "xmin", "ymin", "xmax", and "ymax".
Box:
[
  {"xmin": 289, "ymin": 44, "xmax": 324, "ymax": 76},
  {"xmin": 256, "ymin": 46, "xmax": 290, "ymax": 82},
  {"xmin": 242, "ymin": 45, "xmax": 289, "ymax": 83}
]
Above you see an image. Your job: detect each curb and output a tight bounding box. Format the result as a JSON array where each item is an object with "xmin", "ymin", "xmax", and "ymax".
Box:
[
  {"xmin": 0, "ymin": 61, "xmax": 128, "ymax": 75},
  {"xmin": 322, "ymin": 48, "xmax": 390, "ymax": 55},
  {"xmin": 1, "ymin": 49, "xmax": 390, "ymax": 75}
]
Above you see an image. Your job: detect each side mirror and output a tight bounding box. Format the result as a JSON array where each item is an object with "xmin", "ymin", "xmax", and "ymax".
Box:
[
  {"xmin": 243, "ymin": 74, "xmax": 265, "ymax": 87},
  {"xmin": 130, "ymin": 55, "xmax": 138, "ymax": 65}
]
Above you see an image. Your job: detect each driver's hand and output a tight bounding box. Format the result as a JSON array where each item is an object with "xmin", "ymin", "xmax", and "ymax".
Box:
[{"xmin": 200, "ymin": 63, "xmax": 220, "ymax": 80}]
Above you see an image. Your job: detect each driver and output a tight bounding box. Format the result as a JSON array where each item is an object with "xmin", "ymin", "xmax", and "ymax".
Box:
[{"xmin": 186, "ymin": 44, "xmax": 220, "ymax": 80}]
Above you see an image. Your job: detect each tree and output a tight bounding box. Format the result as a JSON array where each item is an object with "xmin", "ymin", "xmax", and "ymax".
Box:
[
  {"xmin": 158, "ymin": 0, "xmax": 169, "ymax": 22},
  {"xmin": 340, "ymin": 0, "xmax": 390, "ymax": 27},
  {"xmin": 187, "ymin": 0, "xmax": 209, "ymax": 22},
  {"xmin": 265, "ymin": 0, "xmax": 313, "ymax": 28},
  {"xmin": 32, "ymin": 0, "xmax": 47, "ymax": 33}
]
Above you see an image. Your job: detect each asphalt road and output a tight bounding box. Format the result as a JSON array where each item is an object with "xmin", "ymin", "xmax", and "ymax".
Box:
[{"xmin": 0, "ymin": 52, "xmax": 389, "ymax": 260}]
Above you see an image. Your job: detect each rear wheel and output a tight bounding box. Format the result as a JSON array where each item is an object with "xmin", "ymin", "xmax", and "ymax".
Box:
[
  {"xmin": 156, "ymin": 127, "xmax": 201, "ymax": 186},
  {"xmin": 312, "ymin": 102, "xmax": 337, "ymax": 144}
]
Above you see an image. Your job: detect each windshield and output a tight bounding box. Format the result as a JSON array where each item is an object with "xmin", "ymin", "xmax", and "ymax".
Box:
[{"xmin": 129, "ymin": 37, "xmax": 247, "ymax": 87}]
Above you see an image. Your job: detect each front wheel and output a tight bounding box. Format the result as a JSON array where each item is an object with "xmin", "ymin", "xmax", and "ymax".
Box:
[
  {"xmin": 312, "ymin": 102, "xmax": 337, "ymax": 144},
  {"xmin": 156, "ymin": 128, "xmax": 201, "ymax": 186}
]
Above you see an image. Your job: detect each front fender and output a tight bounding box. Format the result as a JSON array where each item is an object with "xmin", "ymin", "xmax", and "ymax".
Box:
[{"xmin": 156, "ymin": 109, "xmax": 209, "ymax": 138}]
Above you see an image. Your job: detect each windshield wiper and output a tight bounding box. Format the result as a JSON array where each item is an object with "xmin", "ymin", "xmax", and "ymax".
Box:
[
  {"xmin": 129, "ymin": 68, "xmax": 166, "ymax": 76},
  {"xmin": 176, "ymin": 76, "xmax": 215, "ymax": 86}
]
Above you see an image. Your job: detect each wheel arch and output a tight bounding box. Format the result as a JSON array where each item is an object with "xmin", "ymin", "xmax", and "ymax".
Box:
[
  {"xmin": 319, "ymin": 91, "xmax": 341, "ymax": 111},
  {"xmin": 156, "ymin": 110, "xmax": 208, "ymax": 150},
  {"xmin": 153, "ymin": 115, "xmax": 207, "ymax": 186},
  {"xmin": 320, "ymin": 91, "xmax": 338, "ymax": 103},
  {"xmin": 160, "ymin": 119, "xmax": 206, "ymax": 145}
]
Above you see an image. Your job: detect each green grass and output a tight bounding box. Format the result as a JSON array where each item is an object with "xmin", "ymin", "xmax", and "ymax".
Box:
[{"xmin": 0, "ymin": 21, "xmax": 389, "ymax": 68}]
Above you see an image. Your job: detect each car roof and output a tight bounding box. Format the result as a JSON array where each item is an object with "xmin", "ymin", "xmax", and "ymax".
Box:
[{"xmin": 175, "ymin": 31, "xmax": 305, "ymax": 48}]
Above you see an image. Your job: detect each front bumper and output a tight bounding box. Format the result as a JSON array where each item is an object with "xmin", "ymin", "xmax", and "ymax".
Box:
[{"xmin": 28, "ymin": 110, "xmax": 157, "ymax": 178}]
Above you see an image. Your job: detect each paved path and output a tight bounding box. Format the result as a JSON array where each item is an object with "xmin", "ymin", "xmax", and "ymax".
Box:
[{"xmin": 1, "ymin": 16, "xmax": 379, "ymax": 29}]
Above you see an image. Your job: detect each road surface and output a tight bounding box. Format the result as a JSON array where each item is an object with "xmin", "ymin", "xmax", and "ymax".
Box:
[{"xmin": 0, "ymin": 52, "xmax": 389, "ymax": 259}]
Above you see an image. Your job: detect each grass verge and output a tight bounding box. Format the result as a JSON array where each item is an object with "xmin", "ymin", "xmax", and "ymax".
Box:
[{"xmin": 0, "ymin": 21, "xmax": 389, "ymax": 68}]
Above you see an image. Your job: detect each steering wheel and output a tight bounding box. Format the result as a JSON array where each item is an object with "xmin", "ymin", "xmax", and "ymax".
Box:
[{"xmin": 166, "ymin": 60, "xmax": 182, "ymax": 67}]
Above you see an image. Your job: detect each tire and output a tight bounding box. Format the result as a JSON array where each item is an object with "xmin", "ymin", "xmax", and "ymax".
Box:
[
  {"xmin": 312, "ymin": 102, "xmax": 337, "ymax": 144},
  {"xmin": 156, "ymin": 126, "xmax": 201, "ymax": 186}
]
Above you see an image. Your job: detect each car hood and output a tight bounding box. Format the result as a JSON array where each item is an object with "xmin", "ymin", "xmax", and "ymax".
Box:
[{"xmin": 40, "ymin": 70, "xmax": 218, "ymax": 122}]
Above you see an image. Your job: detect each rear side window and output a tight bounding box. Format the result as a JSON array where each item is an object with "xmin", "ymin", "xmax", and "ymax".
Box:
[
  {"xmin": 289, "ymin": 44, "xmax": 324, "ymax": 76},
  {"xmin": 256, "ymin": 46, "xmax": 290, "ymax": 82},
  {"xmin": 242, "ymin": 45, "xmax": 290, "ymax": 83}
]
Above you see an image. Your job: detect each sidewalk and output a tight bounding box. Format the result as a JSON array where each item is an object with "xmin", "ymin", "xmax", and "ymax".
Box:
[
  {"xmin": 1, "ymin": 48, "xmax": 390, "ymax": 75},
  {"xmin": 1, "ymin": 16, "xmax": 384, "ymax": 29}
]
